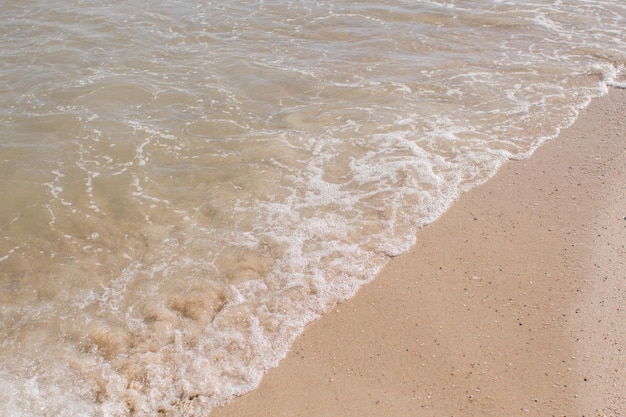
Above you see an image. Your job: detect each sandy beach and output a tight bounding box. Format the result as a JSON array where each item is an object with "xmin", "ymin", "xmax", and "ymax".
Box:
[{"xmin": 211, "ymin": 88, "xmax": 626, "ymax": 417}]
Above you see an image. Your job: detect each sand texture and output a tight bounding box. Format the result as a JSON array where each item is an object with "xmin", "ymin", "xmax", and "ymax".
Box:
[{"xmin": 211, "ymin": 88, "xmax": 625, "ymax": 417}]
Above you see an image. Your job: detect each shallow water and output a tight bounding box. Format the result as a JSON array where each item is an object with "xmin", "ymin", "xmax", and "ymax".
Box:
[{"xmin": 1, "ymin": 0, "xmax": 625, "ymax": 415}]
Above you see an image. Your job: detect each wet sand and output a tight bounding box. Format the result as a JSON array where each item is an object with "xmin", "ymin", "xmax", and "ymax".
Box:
[{"xmin": 211, "ymin": 88, "xmax": 625, "ymax": 417}]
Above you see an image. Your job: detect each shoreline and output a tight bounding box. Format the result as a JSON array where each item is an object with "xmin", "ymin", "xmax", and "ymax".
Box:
[{"xmin": 211, "ymin": 88, "xmax": 625, "ymax": 416}]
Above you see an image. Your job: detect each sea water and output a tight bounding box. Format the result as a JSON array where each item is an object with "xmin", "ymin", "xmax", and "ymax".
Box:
[{"xmin": 1, "ymin": 0, "xmax": 624, "ymax": 415}]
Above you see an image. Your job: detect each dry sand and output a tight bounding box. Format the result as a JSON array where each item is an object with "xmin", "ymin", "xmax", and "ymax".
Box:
[{"xmin": 211, "ymin": 88, "xmax": 625, "ymax": 417}]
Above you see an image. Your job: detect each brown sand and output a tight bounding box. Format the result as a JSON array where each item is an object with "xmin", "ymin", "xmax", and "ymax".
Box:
[{"xmin": 211, "ymin": 89, "xmax": 625, "ymax": 417}]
